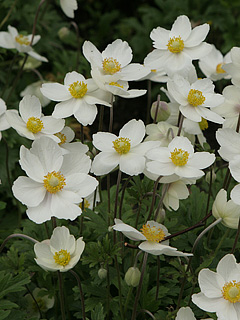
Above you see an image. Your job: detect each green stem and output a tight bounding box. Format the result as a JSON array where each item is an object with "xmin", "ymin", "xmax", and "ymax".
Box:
[
  {"xmin": 0, "ymin": 0, "xmax": 18, "ymax": 29},
  {"xmin": 69, "ymin": 270, "xmax": 86, "ymax": 320},
  {"xmin": 146, "ymin": 80, "xmax": 151, "ymax": 124},
  {"xmin": 108, "ymin": 95, "xmax": 114, "ymax": 132},
  {"xmin": 115, "ymin": 256, "xmax": 124, "ymax": 320},
  {"xmin": 231, "ymin": 220, "xmax": 240, "ymax": 254},
  {"xmin": 124, "ymin": 286, "xmax": 133, "ymax": 316},
  {"xmin": 0, "ymin": 234, "xmax": 38, "ymax": 254},
  {"xmin": 57, "ymin": 271, "xmax": 66, "ymax": 320},
  {"xmin": 131, "ymin": 252, "xmax": 148, "ymax": 320}
]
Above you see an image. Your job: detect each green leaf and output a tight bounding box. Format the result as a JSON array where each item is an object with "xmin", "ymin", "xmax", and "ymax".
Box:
[
  {"xmin": 0, "ymin": 271, "xmax": 30, "ymax": 299},
  {"xmin": 0, "ymin": 299, "xmax": 18, "ymax": 310},
  {"xmin": 91, "ymin": 303, "xmax": 105, "ymax": 320}
]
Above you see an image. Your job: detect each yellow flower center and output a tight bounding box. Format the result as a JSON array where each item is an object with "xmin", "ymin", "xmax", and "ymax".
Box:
[
  {"xmin": 170, "ymin": 148, "xmax": 189, "ymax": 166},
  {"xmin": 141, "ymin": 224, "xmax": 165, "ymax": 242},
  {"xmin": 102, "ymin": 57, "xmax": 121, "ymax": 74},
  {"xmin": 109, "ymin": 82, "xmax": 124, "ymax": 88},
  {"xmin": 68, "ymin": 81, "xmax": 88, "ymax": 98},
  {"xmin": 54, "ymin": 249, "xmax": 71, "ymax": 266},
  {"xmin": 216, "ymin": 63, "xmax": 226, "ymax": 74},
  {"xmin": 222, "ymin": 281, "xmax": 240, "ymax": 303},
  {"xmin": 151, "ymin": 69, "xmax": 157, "ymax": 72},
  {"xmin": 187, "ymin": 89, "xmax": 206, "ymax": 107},
  {"xmin": 43, "ymin": 171, "xmax": 66, "ymax": 194},
  {"xmin": 79, "ymin": 199, "xmax": 90, "ymax": 210},
  {"xmin": 15, "ymin": 34, "xmax": 30, "ymax": 46},
  {"xmin": 167, "ymin": 36, "xmax": 184, "ymax": 53},
  {"xmin": 54, "ymin": 132, "xmax": 67, "ymax": 145},
  {"xmin": 26, "ymin": 117, "xmax": 44, "ymax": 133},
  {"xmin": 113, "ymin": 137, "xmax": 131, "ymax": 155},
  {"xmin": 199, "ymin": 117, "xmax": 208, "ymax": 131}
]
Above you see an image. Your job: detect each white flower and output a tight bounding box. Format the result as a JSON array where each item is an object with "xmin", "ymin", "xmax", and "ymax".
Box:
[
  {"xmin": 216, "ymin": 128, "xmax": 240, "ymax": 163},
  {"xmin": 60, "ymin": 0, "xmax": 77, "ymax": 18},
  {"xmin": 20, "ymin": 81, "xmax": 51, "ymax": 107},
  {"xmin": 192, "ymin": 254, "xmax": 240, "ymax": 320},
  {"xmin": 0, "ymin": 25, "xmax": 48, "ymax": 62},
  {"xmin": 163, "ymin": 180, "xmax": 190, "ymax": 211},
  {"xmin": 146, "ymin": 136, "xmax": 215, "ymax": 179},
  {"xmin": 167, "ymin": 75, "xmax": 224, "ymax": 124},
  {"xmin": 145, "ymin": 121, "xmax": 179, "ymax": 146},
  {"xmin": 91, "ymin": 119, "xmax": 159, "ymax": 176},
  {"xmin": 83, "ymin": 39, "xmax": 149, "ymax": 83},
  {"xmin": 113, "ymin": 219, "xmax": 192, "ymax": 256},
  {"xmin": 144, "ymin": 15, "xmax": 211, "ymax": 73},
  {"xmin": 90, "ymin": 69, "xmax": 146, "ymax": 98},
  {"xmin": 175, "ymin": 306, "xmax": 213, "ymax": 320},
  {"xmin": 6, "ymin": 95, "xmax": 64, "ymax": 141},
  {"xmin": 0, "ymin": 98, "xmax": 10, "ymax": 140},
  {"xmin": 40, "ymin": 71, "xmax": 111, "ymax": 126},
  {"xmin": 34, "ymin": 226, "xmax": 85, "ymax": 272},
  {"xmin": 212, "ymin": 189, "xmax": 240, "ymax": 229},
  {"xmin": 214, "ymin": 85, "xmax": 240, "ymax": 130},
  {"xmin": 199, "ymin": 44, "xmax": 231, "ymax": 81},
  {"xmin": 223, "ymin": 47, "xmax": 240, "ymax": 87},
  {"xmin": 12, "ymin": 136, "xmax": 98, "ymax": 223}
]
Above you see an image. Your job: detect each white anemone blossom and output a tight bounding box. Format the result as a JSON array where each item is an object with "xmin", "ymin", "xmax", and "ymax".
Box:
[
  {"xmin": 113, "ymin": 219, "xmax": 192, "ymax": 257},
  {"xmin": 167, "ymin": 74, "xmax": 224, "ymax": 124},
  {"xmin": 0, "ymin": 98, "xmax": 10, "ymax": 140},
  {"xmin": 41, "ymin": 71, "xmax": 111, "ymax": 126},
  {"xmin": 83, "ymin": 39, "xmax": 149, "ymax": 83},
  {"xmin": 146, "ymin": 136, "xmax": 215, "ymax": 179},
  {"xmin": 34, "ymin": 226, "xmax": 85, "ymax": 272},
  {"xmin": 0, "ymin": 25, "xmax": 47, "ymax": 62},
  {"xmin": 91, "ymin": 119, "xmax": 159, "ymax": 176},
  {"xmin": 216, "ymin": 128, "xmax": 240, "ymax": 205},
  {"xmin": 223, "ymin": 47, "xmax": 240, "ymax": 87},
  {"xmin": 60, "ymin": 0, "xmax": 78, "ymax": 18},
  {"xmin": 12, "ymin": 136, "xmax": 98, "ymax": 223},
  {"xmin": 214, "ymin": 85, "xmax": 240, "ymax": 130},
  {"xmin": 192, "ymin": 254, "xmax": 240, "ymax": 320},
  {"xmin": 175, "ymin": 306, "xmax": 212, "ymax": 320},
  {"xmin": 144, "ymin": 15, "xmax": 211, "ymax": 73},
  {"xmin": 199, "ymin": 44, "xmax": 231, "ymax": 81},
  {"xmin": 6, "ymin": 95, "xmax": 64, "ymax": 141},
  {"xmin": 212, "ymin": 189, "xmax": 240, "ymax": 229}
]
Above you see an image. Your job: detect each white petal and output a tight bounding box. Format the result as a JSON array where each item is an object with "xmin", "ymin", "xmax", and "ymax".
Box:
[
  {"xmin": 93, "ymin": 132, "xmax": 118, "ymax": 152},
  {"xmin": 102, "ymin": 39, "xmax": 132, "ymax": 68},
  {"xmin": 119, "ymin": 153, "xmax": 145, "ymax": 175},
  {"xmin": 50, "ymin": 226, "xmax": 75, "ymax": 254},
  {"xmin": 170, "ymin": 15, "xmax": 191, "ymax": 40},
  {"xmin": 113, "ymin": 219, "xmax": 146, "ymax": 241},
  {"xmin": 119, "ymin": 119, "xmax": 145, "ymax": 147},
  {"xmin": 91, "ymin": 152, "xmax": 120, "ymax": 175},
  {"xmin": 185, "ymin": 24, "xmax": 209, "ymax": 47},
  {"xmin": 41, "ymin": 83, "xmax": 71, "ymax": 101},
  {"xmin": 74, "ymin": 100, "xmax": 97, "ymax": 126},
  {"xmin": 198, "ymin": 269, "xmax": 224, "ymax": 298},
  {"xmin": 12, "ymin": 176, "xmax": 45, "ymax": 207}
]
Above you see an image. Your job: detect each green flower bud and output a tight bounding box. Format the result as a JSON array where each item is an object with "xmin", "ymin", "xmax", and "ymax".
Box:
[
  {"xmin": 125, "ymin": 267, "xmax": 141, "ymax": 287},
  {"xmin": 58, "ymin": 27, "xmax": 70, "ymax": 40},
  {"xmin": 150, "ymin": 101, "xmax": 171, "ymax": 122},
  {"xmin": 98, "ymin": 267, "xmax": 107, "ymax": 279}
]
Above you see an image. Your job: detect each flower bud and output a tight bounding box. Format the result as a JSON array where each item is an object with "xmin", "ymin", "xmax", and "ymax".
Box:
[
  {"xmin": 58, "ymin": 27, "xmax": 70, "ymax": 40},
  {"xmin": 205, "ymin": 169, "xmax": 216, "ymax": 184},
  {"xmin": 150, "ymin": 101, "xmax": 171, "ymax": 122},
  {"xmin": 155, "ymin": 208, "xmax": 166, "ymax": 223},
  {"xmin": 125, "ymin": 267, "xmax": 141, "ymax": 287},
  {"xmin": 98, "ymin": 267, "xmax": 107, "ymax": 279}
]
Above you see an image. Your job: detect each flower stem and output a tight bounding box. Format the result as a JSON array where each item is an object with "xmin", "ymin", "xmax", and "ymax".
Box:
[
  {"xmin": 70, "ymin": 22, "xmax": 80, "ymax": 71},
  {"xmin": 146, "ymin": 80, "xmax": 151, "ymax": 124},
  {"xmin": 153, "ymin": 94, "xmax": 160, "ymax": 124},
  {"xmin": 57, "ymin": 271, "xmax": 66, "ymax": 320},
  {"xmin": 108, "ymin": 94, "xmax": 114, "ymax": 132},
  {"xmin": 0, "ymin": 233, "xmax": 38, "ymax": 254},
  {"xmin": 177, "ymin": 113, "xmax": 184, "ymax": 136},
  {"xmin": 69, "ymin": 270, "xmax": 86, "ymax": 320},
  {"xmin": 176, "ymin": 218, "xmax": 222, "ymax": 310},
  {"xmin": 231, "ymin": 219, "xmax": 240, "ymax": 254},
  {"xmin": 131, "ymin": 252, "xmax": 148, "ymax": 320},
  {"xmin": 146, "ymin": 175, "xmax": 162, "ymax": 221}
]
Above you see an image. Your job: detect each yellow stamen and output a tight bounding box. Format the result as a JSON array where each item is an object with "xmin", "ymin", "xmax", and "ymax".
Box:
[
  {"xmin": 187, "ymin": 89, "xmax": 205, "ymax": 107},
  {"xmin": 15, "ymin": 34, "xmax": 30, "ymax": 46},
  {"xmin": 222, "ymin": 281, "xmax": 240, "ymax": 303},
  {"xmin": 26, "ymin": 117, "xmax": 44, "ymax": 133},
  {"xmin": 170, "ymin": 148, "xmax": 189, "ymax": 166},
  {"xmin": 79, "ymin": 199, "xmax": 90, "ymax": 210},
  {"xmin": 43, "ymin": 171, "xmax": 66, "ymax": 194},
  {"xmin": 216, "ymin": 63, "xmax": 226, "ymax": 74},
  {"xmin": 113, "ymin": 137, "xmax": 131, "ymax": 155},
  {"xmin": 167, "ymin": 36, "xmax": 184, "ymax": 53},
  {"xmin": 199, "ymin": 118, "xmax": 208, "ymax": 131},
  {"xmin": 151, "ymin": 69, "xmax": 157, "ymax": 73},
  {"xmin": 102, "ymin": 57, "xmax": 121, "ymax": 74},
  {"xmin": 141, "ymin": 223, "xmax": 165, "ymax": 242},
  {"xmin": 109, "ymin": 82, "xmax": 123, "ymax": 88},
  {"xmin": 54, "ymin": 132, "xmax": 67, "ymax": 145},
  {"xmin": 54, "ymin": 249, "xmax": 71, "ymax": 266},
  {"xmin": 69, "ymin": 81, "xmax": 87, "ymax": 98}
]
